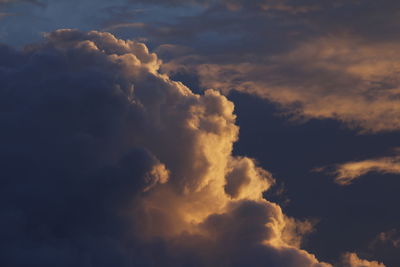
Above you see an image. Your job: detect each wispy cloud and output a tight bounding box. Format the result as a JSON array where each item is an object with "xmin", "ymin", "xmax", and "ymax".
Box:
[
  {"xmin": 150, "ymin": 0, "xmax": 400, "ymax": 133},
  {"xmin": 334, "ymin": 157, "xmax": 400, "ymax": 185},
  {"xmin": 315, "ymin": 149, "xmax": 400, "ymax": 185},
  {"xmin": 375, "ymin": 229, "xmax": 400, "ymax": 249},
  {"xmin": 102, "ymin": 22, "xmax": 146, "ymax": 31},
  {"xmin": 0, "ymin": 0, "xmax": 44, "ymax": 6}
]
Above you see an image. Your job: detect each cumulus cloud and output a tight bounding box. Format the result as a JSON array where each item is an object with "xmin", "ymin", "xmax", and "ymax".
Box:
[
  {"xmin": 341, "ymin": 253, "xmax": 386, "ymax": 267},
  {"xmin": 0, "ymin": 29, "xmax": 333, "ymax": 266},
  {"xmin": 3, "ymin": 0, "xmax": 400, "ymax": 134}
]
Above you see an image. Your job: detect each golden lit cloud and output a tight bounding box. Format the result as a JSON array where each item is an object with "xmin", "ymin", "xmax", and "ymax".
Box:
[
  {"xmin": 341, "ymin": 253, "xmax": 386, "ymax": 267},
  {"xmin": 163, "ymin": 36, "xmax": 400, "ymax": 133},
  {"xmin": 0, "ymin": 29, "xmax": 335, "ymax": 266},
  {"xmin": 322, "ymin": 150, "xmax": 400, "ymax": 185}
]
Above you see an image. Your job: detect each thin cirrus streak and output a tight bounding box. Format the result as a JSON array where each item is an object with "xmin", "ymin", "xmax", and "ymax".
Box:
[{"xmin": 326, "ymin": 151, "xmax": 400, "ymax": 185}]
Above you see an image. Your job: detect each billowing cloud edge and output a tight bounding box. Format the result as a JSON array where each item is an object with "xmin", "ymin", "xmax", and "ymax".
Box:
[
  {"xmin": 0, "ymin": 29, "xmax": 339, "ymax": 266},
  {"xmin": 341, "ymin": 252, "xmax": 386, "ymax": 267}
]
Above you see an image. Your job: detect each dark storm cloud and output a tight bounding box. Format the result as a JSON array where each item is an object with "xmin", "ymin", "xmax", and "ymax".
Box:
[
  {"xmin": 0, "ymin": 29, "xmax": 333, "ymax": 266},
  {"xmin": 96, "ymin": 2, "xmax": 400, "ymax": 265},
  {"xmin": 102, "ymin": 1, "xmax": 400, "ymax": 266},
  {"xmin": 0, "ymin": 29, "xmax": 169, "ymax": 266},
  {"xmin": 1, "ymin": 1, "xmax": 399, "ymax": 266}
]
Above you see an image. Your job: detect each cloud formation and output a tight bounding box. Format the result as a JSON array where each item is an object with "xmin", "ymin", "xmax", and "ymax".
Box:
[
  {"xmin": 341, "ymin": 253, "xmax": 386, "ymax": 267},
  {"xmin": 0, "ymin": 29, "xmax": 333, "ymax": 266},
  {"xmin": 164, "ymin": 35, "xmax": 400, "ymax": 133},
  {"xmin": 0, "ymin": 0, "xmax": 42, "ymax": 5},
  {"xmin": 326, "ymin": 150, "xmax": 400, "ymax": 185},
  {"xmin": 139, "ymin": 0, "xmax": 400, "ymax": 133},
  {"xmin": 2, "ymin": 0, "xmax": 400, "ymax": 134},
  {"xmin": 368, "ymin": 230, "xmax": 400, "ymax": 267},
  {"xmin": 376, "ymin": 230, "xmax": 400, "ymax": 249}
]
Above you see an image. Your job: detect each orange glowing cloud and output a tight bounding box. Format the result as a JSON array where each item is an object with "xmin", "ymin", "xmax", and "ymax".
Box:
[
  {"xmin": 1, "ymin": 28, "xmax": 389, "ymax": 266},
  {"xmin": 319, "ymin": 149, "xmax": 400, "ymax": 185},
  {"xmin": 162, "ymin": 35, "xmax": 400, "ymax": 133},
  {"xmin": 341, "ymin": 253, "xmax": 386, "ymax": 267}
]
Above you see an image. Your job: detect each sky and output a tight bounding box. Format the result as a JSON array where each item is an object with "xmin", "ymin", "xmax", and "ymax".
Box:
[{"xmin": 1, "ymin": 1, "xmax": 399, "ymax": 266}]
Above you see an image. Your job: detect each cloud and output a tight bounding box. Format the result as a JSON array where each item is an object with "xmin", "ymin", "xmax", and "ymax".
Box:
[
  {"xmin": 375, "ymin": 230, "xmax": 400, "ymax": 249},
  {"xmin": 0, "ymin": 0, "xmax": 43, "ymax": 5},
  {"xmin": 0, "ymin": 11, "xmax": 13, "ymax": 17},
  {"xmin": 3, "ymin": 0, "xmax": 400, "ymax": 134},
  {"xmin": 131, "ymin": 0, "xmax": 400, "ymax": 134},
  {"xmin": 163, "ymin": 35, "xmax": 400, "ymax": 133},
  {"xmin": 126, "ymin": 0, "xmax": 325, "ymax": 13},
  {"xmin": 0, "ymin": 29, "xmax": 333, "ymax": 266},
  {"xmin": 319, "ymin": 149, "xmax": 400, "ymax": 185},
  {"xmin": 0, "ymin": 0, "xmax": 20, "ymax": 3},
  {"xmin": 367, "ymin": 229, "xmax": 400, "ymax": 267},
  {"xmin": 102, "ymin": 22, "xmax": 146, "ymax": 31},
  {"xmin": 0, "ymin": 0, "xmax": 43, "ymax": 19},
  {"xmin": 341, "ymin": 253, "xmax": 386, "ymax": 267}
]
